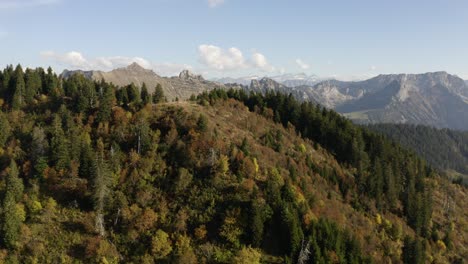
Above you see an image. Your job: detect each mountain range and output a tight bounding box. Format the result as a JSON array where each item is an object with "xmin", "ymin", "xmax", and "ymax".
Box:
[
  {"xmin": 214, "ymin": 73, "xmax": 322, "ymax": 87},
  {"xmin": 235, "ymin": 72, "xmax": 468, "ymax": 130},
  {"xmin": 62, "ymin": 64, "xmax": 468, "ymax": 130},
  {"xmin": 332, "ymin": 72, "xmax": 468, "ymax": 130}
]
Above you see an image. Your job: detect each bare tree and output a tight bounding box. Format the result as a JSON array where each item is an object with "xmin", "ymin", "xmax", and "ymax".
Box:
[
  {"xmin": 297, "ymin": 240, "xmax": 311, "ymax": 264},
  {"xmin": 94, "ymin": 139, "xmax": 112, "ymax": 237}
]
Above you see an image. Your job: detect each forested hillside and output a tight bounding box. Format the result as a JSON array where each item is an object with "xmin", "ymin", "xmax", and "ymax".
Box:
[
  {"xmin": 367, "ymin": 124, "xmax": 468, "ymax": 184},
  {"xmin": 0, "ymin": 65, "xmax": 466, "ymax": 263}
]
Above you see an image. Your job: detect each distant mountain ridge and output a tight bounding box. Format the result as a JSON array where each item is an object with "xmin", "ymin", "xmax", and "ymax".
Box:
[
  {"xmin": 215, "ymin": 73, "xmax": 322, "ymax": 87},
  {"xmin": 330, "ymin": 72, "xmax": 468, "ymax": 130},
  {"xmin": 225, "ymin": 72, "xmax": 468, "ymax": 130},
  {"xmin": 61, "ymin": 63, "xmax": 224, "ymax": 101}
]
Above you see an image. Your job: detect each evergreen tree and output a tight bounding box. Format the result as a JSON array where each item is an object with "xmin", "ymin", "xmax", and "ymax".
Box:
[
  {"xmin": 140, "ymin": 82, "xmax": 151, "ymax": 105},
  {"xmin": 0, "ymin": 112, "xmax": 11, "ymax": 148},
  {"xmin": 24, "ymin": 68, "xmax": 42, "ymax": 104},
  {"xmin": 97, "ymin": 83, "xmax": 115, "ymax": 123},
  {"xmin": 152, "ymin": 83, "xmax": 165, "ymax": 103},
  {"xmin": 1, "ymin": 65, "xmax": 13, "ymax": 102},
  {"xmin": 126, "ymin": 83, "xmax": 140, "ymax": 104},
  {"xmin": 11, "ymin": 65, "xmax": 25, "ymax": 110},
  {"xmin": 250, "ymin": 201, "xmax": 272, "ymax": 247},
  {"xmin": 279, "ymin": 203, "xmax": 303, "ymax": 259},
  {"xmin": 31, "ymin": 126, "xmax": 49, "ymax": 178},
  {"xmin": 1, "ymin": 161, "xmax": 25, "ymax": 249},
  {"xmin": 402, "ymin": 236, "xmax": 425, "ymax": 264},
  {"xmin": 196, "ymin": 114, "xmax": 208, "ymax": 132},
  {"xmin": 44, "ymin": 67, "xmax": 59, "ymax": 96},
  {"xmin": 50, "ymin": 114, "xmax": 70, "ymax": 170},
  {"xmin": 116, "ymin": 86, "xmax": 129, "ymax": 106}
]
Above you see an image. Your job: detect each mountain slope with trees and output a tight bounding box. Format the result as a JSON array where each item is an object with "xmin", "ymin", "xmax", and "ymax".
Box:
[
  {"xmin": 367, "ymin": 123, "xmax": 468, "ymax": 185},
  {"xmin": 0, "ymin": 65, "xmax": 466, "ymax": 263}
]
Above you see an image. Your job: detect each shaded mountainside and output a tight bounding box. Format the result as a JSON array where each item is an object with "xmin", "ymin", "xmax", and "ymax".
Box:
[
  {"xmin": 0, "ymin": 64, "xmax": 467, "ymax": 263},
  {"xmin": 62, "ymin": 63, "xmax": 225, "ymax": 101},
  {"xmin": 367, "ymin": 123, "xmax": 468, "ymax": 184}
]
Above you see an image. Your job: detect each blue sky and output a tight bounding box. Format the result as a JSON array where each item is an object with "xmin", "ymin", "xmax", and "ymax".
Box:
[{"xmin": 0, "ymin": 0, "xmax": 467, "ymax": 80}]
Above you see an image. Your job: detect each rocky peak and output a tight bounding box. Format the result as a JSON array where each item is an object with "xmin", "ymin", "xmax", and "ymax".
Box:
[
  {"xmin": 250, "ymin": 77, "xmax": 284, "ymax": 90},
  {"xmin": 179, "ymin": 70, "xmax": 204, "ymax": 81},
  {"xmin": 125, "ymin": 62, "xmax": 148, "ymax": 72}
]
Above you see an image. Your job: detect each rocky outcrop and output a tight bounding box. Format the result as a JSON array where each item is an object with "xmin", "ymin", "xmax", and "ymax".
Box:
[
  {"xmin": 61, "ymin": 63, "xmax": 224, "ymax": 101},
  {"xmin": 179, "ymin": 70, "xmax": 204, "ymax": 81}
]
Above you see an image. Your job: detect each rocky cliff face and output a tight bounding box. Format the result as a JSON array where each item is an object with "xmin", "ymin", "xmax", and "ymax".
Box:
[
  {"xmin": 325, "ymin": 72, "xmax": 468, "ymax": 130},
  {"xmin": 61, "ymin": 63, "xmax": 224, "ymax": 101},
  {"xmin": 178, "ymin": 69, "xmax": 204, "ymax": 81}
]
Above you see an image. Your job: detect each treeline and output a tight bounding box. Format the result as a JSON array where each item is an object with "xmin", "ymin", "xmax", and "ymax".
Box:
[
  {"xmin": 0, "ymin": 64, "xmax": 166, "ymax": 114},
  {"xmin": 197, "ymin": 89, "xmax": 433, "ymax": 238},
  {"xmin": 367, "ymin": 123, "xmax": 468, "ymax": 183}
]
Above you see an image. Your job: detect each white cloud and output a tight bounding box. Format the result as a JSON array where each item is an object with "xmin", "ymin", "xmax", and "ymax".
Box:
[
  {"xmin": 198, "ymin": 44, "xmax": 275, "ymax": 73},
  {"xmin": 295, "ymin": 59, "xmax": 310, "ymax": 70},
  {"xmin": 207, "ymin": 0, "xmax": 224, "ymax": 8},
  {"xmin": 198, "ymin": 45, "xmax": 246, "ymax": 71},
  {"xmin": 0, "ymin": 0, "xmax": 61, "ymax": 9},
  {"xmin": 370, "ymin": 65, "xmax": 377, "ymax": 71},
  {"xmin": 40, "ymin": 50, "xmax": 192, "ymax": 77},
  {"xmin": 252, "ymin": 53, "xmax": 275, "ymax": 72},
  {"xmin": 41, "ymin": 50, "xmax": 90, "ymax": 68}
]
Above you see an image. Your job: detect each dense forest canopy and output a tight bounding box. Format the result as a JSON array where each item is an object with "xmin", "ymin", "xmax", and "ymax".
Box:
[
  {"xmin": 366, "ymin": 123, "xmax": 468, "ymax": 185},
  {"xmin": 0, "ymin": 65, "xmax": 465, "ymax": 263},
  {"xmin": 197, "ymin": 89, "xmax": 434, "ymax": 234}
]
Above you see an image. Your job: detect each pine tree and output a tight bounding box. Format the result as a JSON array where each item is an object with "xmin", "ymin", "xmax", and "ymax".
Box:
[
  {"xmin": 24, "ymin": 68, "xmax": 42, "ymax": 104},
  {"xmin": 279, "ymin": 203, "xmax": 303, "ymax": 259},
  {"xmin": 127, "ymin": 83, "xmax": 140, "ymax": 105},
  {"xmin": 11, "ymin": 65, "xmax": 25, "ymax": 110},
  {"xmin": 402, "ymin": 236, "xmax": 425, "ymax": 264},
  {"xmin": 116, "ymin": 86, "xmax": 129, "ymax": 106},
  {"xmin": 97, "ymin": 83, "xmax": 115, "ymax": 123},
  {"xmin": 31, "ymin": 126, "xmax": 49, "ymax": 178},
  {"xmin": 1, "ymin": 161, "xmax": 25, "ymax": 249},
  {"xmin": 152, "ymin": 83, "xmax": 165, "ymax": 103},
  {"xmin": 140, "ymin": 82, "xmax": 151, "ymax": 105},
  {"xmin": 44, "ymin": 67, "xmax": 59, "ymax": 96},
  {"xmin": 50, "ymin": 115, "xmax": 70, "ymax": 170},
  {"xmin": 1, "ymin": 65, "xmax": 13, "ymax": 102},
  {"xmin": 0, "ymin": 112, "xmax": 11, "ymax": 148}
]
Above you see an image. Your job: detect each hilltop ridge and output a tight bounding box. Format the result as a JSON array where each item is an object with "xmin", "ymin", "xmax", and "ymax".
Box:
[{"xmin": 61, "ymin": 63, "xmax": 224, "ymax": 101}]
